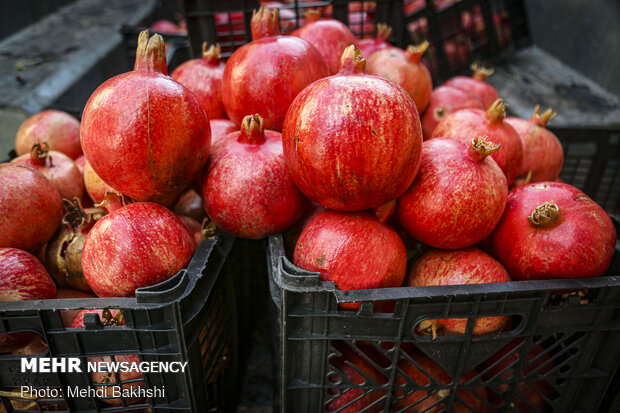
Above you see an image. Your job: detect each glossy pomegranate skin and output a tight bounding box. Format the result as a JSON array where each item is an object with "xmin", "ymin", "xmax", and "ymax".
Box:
[
  {"xmin": 409, "ymin": 248, "xmax": 511, "ymax": 335},
  {"xmin": 505, "ymin": 110, "xmax": 564, "ymax": 182},
  {"xmin": 57, "ymin": 288, "xmax": 96, "ymax": 327},
  {"xmin": 171, "ymin": 43, "xmax": 226, "ymax": 119},
  {"xmin": 397, "ymin": 138, "xmax": 507, "ymax": 249},
  {"xmin": 357, "ymin": 23, "xmax": 392, "ymax": 58},
  {"xmin": 431, "ymin": 101, "xmax": 523, "ymax": 185},
  {"xmin": 202, "ymin": 116, "xmax": 306, "ymax": 239},
  {"xmin": 222, "ymin": 7, "xmax": 329, "ymax": 131},
  {"xmin": 491, "ymin": 182, "xmax": 616, "ymax": 280},
  {"xmin": 12, "ymin": 149, "xmax": 84, "ymax": 201},
  {"xmin": 81, "ymin": 31, "xmax": 211, "ymax": 205},
  {"xmin": 0, "ymin": 248, "xmax": 57, "ymax": 352},
  {"xmin": 366, "ymin": 44, "xmax": 432, "ymax": 113},
  {"xmin": 294, "ymin": 210, "xmax": 407, "ymax": 310},
  {"xmin": 15, "ymin": 110, "xmax": 82, "ymax": 159},
  {"xmin": 210, "ymin": 119, "xmax": 237, "ymax": 147},
  {"xmin": 0, "ymin": 164, "xmax": 62, "ymax": 251},
  {"xmin": 292, "ymin": 14, "xmax": 357, "ymax": 74},
  {"xmin": 444, "ymin": 71, "xmax": 499, "ymax": 109},
  {"xmin": 82, "ymin": 202, "xmax": 194, "ymax": 297},
  {"xmin": 283, "ymin": 46, "xmax": 422, "ymax": 211},
  {"xmin": 421, "ymin": 85, "xmax": 484, "ymax": 140}
]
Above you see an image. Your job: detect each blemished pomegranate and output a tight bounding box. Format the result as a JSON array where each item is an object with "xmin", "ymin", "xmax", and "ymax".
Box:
[
  {"xmin": 57, "ymin": 288, "xmax": 97, "ymax": 327},
  {"xmin": 283, "ymin": 45, "xmax": 423, "ymax": 211},
  {"xmin": 431, "ymin": 99, "xmax": 523, "ymax": 185},
  {"xmin": 81, "ymin": 30, "xmax": 211, "ymax": 205},
  {"xmin": 72, "ymin": 309, "xmax": 145, "ymax": 406},
  {"xmin": 202, "ymin": 114, "xmax": 306, "ymax": 239},
  {"xmin": 222, "ymin": 7, "xmax": 329, "ymax": 131},
  {"xmin": 444, "ymin": 63, "xmax": 499, "ymax": 109},
  {"xmin": 82, "ymin": 202, "xmax": 194, "ymax": 297},
  {"xmin": 12, "ymin": 142, "xmax": 84, "ymax": 201},
  {"xmin": 491, "ymin": 182, "xmax": 616, "ymax": 280},
  {"xmin": 15, "ymin": 109, "xmax": 82, "ymax": 159},
  {"xmin": 357, "ymin": 23, "xmax": 392, "ymax": 58},
  {"xmin": 366, "ymin": 41, "xmax": 433, "ymax": 113},
  {"xmin": 174, "ymin": 189, "xmax": 206, "ymax": 222},
  {"xmin": 292, "ymin": 10, "xmax": 357, "ymax": 74},
  {"xmin": 294, "ymin": 210, "xmax": 407, "ymax": 310},
  {"xmin": 409, "ymin": 248, "xmax": 511, "ymax": 336},
  {"xmin": 397, "ymin": 137, "xmax": 507, "ymax": 249},
  {"xmin": 210, "ymin": 119, "xmax": 237, "ymax": 147},
  {"xmin": 0, "ymin": 248, "xmax": 57, "ymax": 352},
  {"xmin": 421, "ymin": 85, "xmax": 484, "ymax": 140},
  {"xmin": 505, "ymin": 106, "xmax": 564, "ymax": 182},
  {"xmin": 0, "ymin": 164, "xmax": 62, "ymax": 251},
  {"xmin": 171, "ymin": 43, "xmax": 227, "ymax": 119}
]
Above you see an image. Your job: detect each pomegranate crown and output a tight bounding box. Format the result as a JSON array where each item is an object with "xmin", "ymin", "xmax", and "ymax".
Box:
[
  {"xmin": 202, "ymin": 42, "xmax": 222, "ymax": 64},
  {"xmin": 135, "ymin": 30, "xmax": 168, "ymax": 75},
  {"xmin": 528, "ymin": 201, "xmax": 560, "ymax": 227},
  {"xmin": 530, "ymin": 105, "xmax": 557, "ymax": 128},
  {"xmin": 251, "ymin": 6, "xmax": 280, "ymax": 40},
  {"xmin": 339, "ymin": 45, "xmax": 366, "ymax": 74},
  {"xmin": 239, "ymin": 114, "xmax": 266, "ymax": 144},
  {"xmin": 376, "ymin": 23, "xmax": 392, "ymax": 41},
  {"xmin": 470, "ymin": 62, "xmax": 494, "ymax": 81},
  {"xmin": 305, "ymin": 9, "xmax": 321, "ymax": 23},
  {"xmin": 29, "ymin": 141, "xmax": 50, "ymax": 163},
  {"xmin": 468, "ymin": 136, "xmax": 501, "ymax": 162},
  {"xmin": 484, "ymin": 99, "xmax": 507, "ymax": 124},
  {"xmin": 406, "ymin": 41, "xmax": 429, "ymax": 63}
]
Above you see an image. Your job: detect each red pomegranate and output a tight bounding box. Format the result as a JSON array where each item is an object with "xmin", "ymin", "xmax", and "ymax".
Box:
[
  {"xmin": 282, "ymin": 200, "xmax": 325, "ymax": 254},
  {"xmin": 372, "ymin": 199, "xmax": 397, "ymax": 223},
  {"xmin": 283, "ymin": 45, "xmax": 423, "ymax": 211},
  {"xmin": 150, "ymin": 19, "xmax": 181, "ymax": 34},
  {"xmin": 0, "ymin": 164, "xmax": 62, "ymax": 251},
  {"xmin": 72, "ymin": 309, "xmax": 145, "ymax": 406},
  {"xmin": 421, "ymin": 85, "xmax": 484, "ymax": 139},
  {"xmin": 74, "ymin": 155, "xmax": 86, "ymax": 174},
  {"xmin": 491, "ymin": 182, "xmax": 616, "ymax": 280},
  {"xmin": 83, "ymin": 160, "xmax": 117, "ymax": 204},
  {"xmin": 210, "ymin": 119, "xmax": 237, "ymax": 147},
  {"xmin": 294, "ymin": 210, "xmax": 407, "ymax": 310},
  {"xmin": 357, "ymin": 23, "xmax": 392, "ymax": 57},
  {"xmin": 57, "ymin": 288, "xmax": 97, "ymax": 327},
  {"xmin": 82, "ymin": 202, "xmax": 194, "ymax": 297},
  {"xmin": 444, "ymin": 64, "xmax": 499, "ymax": 108},
  {"xmin": 171, "ymin": 43, "xmax": 226, "ymax": 119},
  {"xmin": 0, "ymin": 248, "xmax": 57, "ymax": 353},
  {"xmin": 174, "ymin": 189, "xmax": 206, "ymax": 222},
  {"xmin": 431, "ymin": 99, "xmax": 523, "ymax": 185},
  {"xmin": 81, "ymin": 30, "xmax": 211, "ymax": 205},
  {"xmin": 292, "ymin": 10, "xmax": 357, "ymax": 74},
  {"xmin": 221, "ymin": 7, "xmax": 329, "ymax": 131},
  {"xmin": 409, "ymin": 248, "xmax": 511, "ymax": 336},
  {"xmin": 395, "ymin": 348, "xmax": 488, "ymax": 412},
  {"xmin": 505, "ymin": 106, "xmax": 564, "ymax": 182},
  {"xmin": 12, "ymin": 334, "xmax": 48, "ymax": 356},
  {"xmin": 12, "ymin": 142, "xmax": 84, "ymax": 200},
  {"xmin": 15, "ymin": 109, "xmax": 82, "ymax": 159},
  {"xmin": 179, "ymin": 215, "xmax": 202, "ymax": 247},
  {"xmin": 366, "ymin": 41, "xmax": 432, "ymax": 113},
  {"xmin": 202, "ymin": 114, "xmax": 306, "ymax": 239},
  {"xmin": 397, "ymin": 137, "xmax": 507, "ymax": 249}
]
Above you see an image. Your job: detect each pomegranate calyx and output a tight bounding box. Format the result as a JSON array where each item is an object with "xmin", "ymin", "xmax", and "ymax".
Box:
[
  {"xmin": 29, "ymin": 141, "xmax": 50, "ymax": 164},
  {"xmin": 435, "ymin": 106, "xmax": 447, "ymax": 119},
  {"xmin": 339, "ymin": 44, "xmax": 366, "ymax": 74},
  {"xmin": 95, "ymin": 190, "xmax": 132, "ymax": 213},
  {"xmin": 405, "ymin": 41, "xmax": 429, "ymax": 63},
  {"xmin": 418, "ymin": 319, "xmax": 438, "ymax": 339},
  {"xmin": 470, "ymin": 62, "xmax": 494, "ymax": 81},
  {"xmin": 251, "ymin": 6, "xmax": 280, "ymax": 40},
  {"xmin": 134, "ymin": 30, "xmax": 168, "ymax": 75},
  {"xmin": 376, "ymin": 23, "xmax": 392, "ymax": 42},
  {"xmin": 483, "ymin": 99, "xmax": 506, "ymax": 124},
  {"xmin": 101, "ymin": 309, "xmax": 124, "ymax": 326},
  {"xmin": 305, "ymin": 9, "xmax": 321, "ymax": 23},
  {"xmin": 199, "ymin": 218, "xmax": 218, "ymax": 240},
  {"xmin": 530, "ymin": 105, "xmax": 557, "ymax": 128},
  {"xmin": 239, "ymin": 114, "xmax": 266, "ymax": 144},
  {"xmin": 61, "ymin": 197, "xmax": 90, "ymax": 232},
  {"xmin": 528, "ymin": 201, "xmax": 560, "ymax": 227},
  {"xmin": 468, "ymin": 136, "xmax": 501, "ymax": 162},
  {"xmin": 202, "ymin": 42, "xmax": 222, "ymax": 64}
]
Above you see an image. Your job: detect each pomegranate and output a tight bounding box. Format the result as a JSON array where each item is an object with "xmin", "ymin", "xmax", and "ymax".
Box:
[
  {"xmin": 12, "ymin": 142, "xmax": 84, "ymax": 200},
  {"xmin": 372, "ymin": 199, "xmax": 397, "ymax": 223},
  {"xmin": 221, "ymin": 6, "xmax": 329, "ymax": 130},
  {"xmin": 171, "ymin": 43, "xmax": 227, "ymax": 119},
  {"xmin": 397, "ymin": 137, "xmax": 507, "ymax": 249},
  {"xmin": 150, "ymin": 19, "xmax": 181, "ymax": 34},
  {"xmin": 46, "ymin": 198, "xmax": 105, "ymax": 292},
  {"xmin": 421, "ymin": 85, "xmax": 484, "ymax": 140},
  {"xmin": 444, "ymin": 64, "xmax": 500, "ymax": 109},
  {"xmin": 491, "ymin": 182, "xmax": 616, "ymax": 280},
  {"xmin": 12, "ymin": 334, "xmax": 48, "ymax": 355},
  {"xmin": 81, "ymin": 30, "xmax": 211, "ymax": 205},
  {"xmin": 262, "ymin": 2, "xmax": 297, "ymax": 30},
  {"xmin": 72, "ymin": 309, "xmax": 145, "ymax": 406},
  {"xmin": 202, "ymin": 114, "xmax": 306, "ymax": 239},
  {"xmin": 57, "ymin": 288, "xmax": 97, "ymax": 327},
  {"xmin": 292, "ymin": 10, "xmax": 357, "ymax": 74},
  {"xmin": 0, "ymin": 248, "xmax": 57, "ymax": 353},
  {"xmin": 179, "ymin": 215, "xmax": 202, "ymax": 248},
  {"xmin": 357, "ymin": 23, "xmax": 392, "ymax": 57},
  {"xmin": 431, "ymin": 99, "xmax": 523, "ymax": 185},
  {"xmin": 210, "ymin": 119, "xmax": 237, "ymax": 147},
  {"xmin": 366, "ymin": 41, "xmax": 432, "ymax": 113},
  {"xmin": 409, "ymin": 248, "xmax": 511, "ymax": 336},
  {"xmin": 83, "ymin": 159, "xmax": 117, "ymax": 204},
  {"xmin": 282, "ymin": 200, "xmax": 325, "ymax": 254},
  {"xmin": 74, "ymin": 154, "xmax": 86, "ymax": 174},
  {"xmin": 15, "ymin": 109, "xmax": 82, "ymax": 159},
  {"xmin": 82, "ymin": 202, "xmax": 194, "ymax": 297},
  {"xmin": 174, "ymin": 189, "xmax": 206, "ymax": 222},
  {"xmin": 0, "ymin": 164, "xmax": 62, "ymax": 251},
  {"xmin": 505, "ymin": 106, "xmax": 564, "ymax": 182},
  {"xmin": 294, "ymin": 210, "xmax": 407, "ymax": 310},
  {"xmin": 283, "ymin": 45, "xmax": 423, "ymax": 211}
]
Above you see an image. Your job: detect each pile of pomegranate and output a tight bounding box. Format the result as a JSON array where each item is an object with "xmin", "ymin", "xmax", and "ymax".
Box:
[{"xmin": 0, "ymin": 7, "xmax": 617, "ymax": 410}]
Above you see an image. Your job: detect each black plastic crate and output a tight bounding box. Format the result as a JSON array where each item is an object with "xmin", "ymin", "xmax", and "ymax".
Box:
[{"xmin": 0, "ymin": 236, "xmax": 238, "ymax": 412}]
